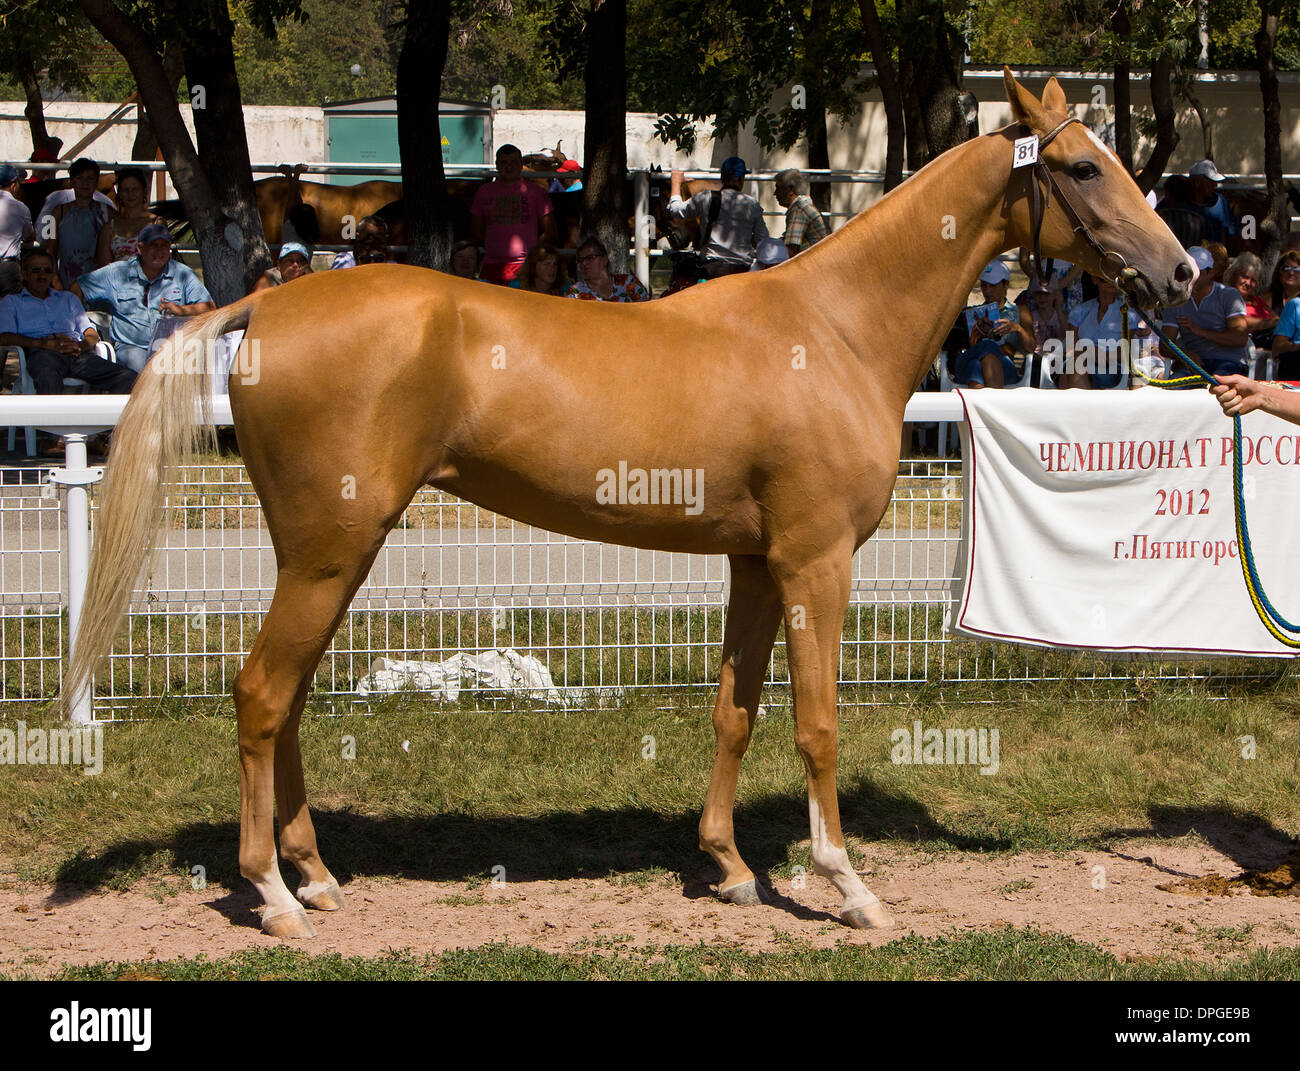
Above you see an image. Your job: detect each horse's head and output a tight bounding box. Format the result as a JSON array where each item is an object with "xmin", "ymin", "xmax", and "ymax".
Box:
[{"xmin": 1003, "ymin": 69, "xmax": 1194, "ymax": 309}]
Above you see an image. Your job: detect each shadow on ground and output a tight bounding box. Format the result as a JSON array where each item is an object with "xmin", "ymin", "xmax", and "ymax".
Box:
[{"xmin": 43, "ymin": 786, "xmax": 1297, "ymax": 927}]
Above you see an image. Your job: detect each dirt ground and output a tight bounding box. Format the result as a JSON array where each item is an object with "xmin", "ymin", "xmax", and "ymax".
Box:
[{"xmin": 3, "ymin": 836, "xmax": 1300, "ymax": 975}]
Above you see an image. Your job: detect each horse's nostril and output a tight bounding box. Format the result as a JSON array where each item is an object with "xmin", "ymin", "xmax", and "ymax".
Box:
[{"xmin": 1174, "ymin": 263, "xmax": 1194, "ymax": 283}]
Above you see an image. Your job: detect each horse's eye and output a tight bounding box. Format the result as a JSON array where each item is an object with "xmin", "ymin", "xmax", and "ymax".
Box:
[{"xmin": 1073, "ymin": 161, "xmax": 1101, "ymax": 180}]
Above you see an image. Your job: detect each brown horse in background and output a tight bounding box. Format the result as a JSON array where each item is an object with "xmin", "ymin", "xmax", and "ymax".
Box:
[
  {"xmin": 65, "ymin": 73, "xmax": 1193, "ymax": 939},
  {"xmin": 253, "ymin": 177, "xmax": 402, "ymax": 245}
]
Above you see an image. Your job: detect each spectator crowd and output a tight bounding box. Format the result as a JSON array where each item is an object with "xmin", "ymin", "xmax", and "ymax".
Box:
[
  {"xmin": 2, "ymin": 144, "xmax": 1294, "ymax": 460},
  {"xmin": 940, "ymin": 157, "xmax": 1296, "ymax": 394}
]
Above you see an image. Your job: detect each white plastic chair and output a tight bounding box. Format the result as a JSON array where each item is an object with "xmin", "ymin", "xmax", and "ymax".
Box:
[
  {"xmin": 6, "ymin": 338, "xmax": 117, "ymax": 457},
  {"xmin": 1247, "ymin": 339, "xmax": 1276, "ymax": 381},
  {"xmin": 1037, "ymin": 346, "xmax": 1130, "ymax": 390},
  {"xmin": 936, "ymin": 348, "xmax": 1034, "ymax": 456}
]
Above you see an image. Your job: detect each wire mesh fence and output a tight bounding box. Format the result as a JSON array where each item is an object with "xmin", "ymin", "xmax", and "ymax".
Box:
[{"xmin": 1, "ymin": 455, "xmax": 1291, "ymax": 720}]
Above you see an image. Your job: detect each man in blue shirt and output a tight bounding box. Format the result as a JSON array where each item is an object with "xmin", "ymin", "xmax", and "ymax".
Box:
[
  {"xmin": 1161, "ymin": 245, "xmax": 1249, "ymax": 377},
  {"xmin": 72, "ymin": 222, "xmax": 214, "ymax": 372},
  {"xmin": 1188, "ymin": 160, "xmax": 1239, "ymax": 245},
  {"xmin": 0, "ymin": 246, "xmax": 135, "ymax": 394}
]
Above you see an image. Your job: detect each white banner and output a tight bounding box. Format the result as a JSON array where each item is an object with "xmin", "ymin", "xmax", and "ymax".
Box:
[{"xmin": 948, "ymin": 388, "xmax": 1300, "ymax": 657}]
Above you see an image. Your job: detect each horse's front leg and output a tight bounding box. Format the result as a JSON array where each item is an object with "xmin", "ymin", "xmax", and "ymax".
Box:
[{"xmin": 769, "ymin": 543, "xmax": 894, "ymax": 929}]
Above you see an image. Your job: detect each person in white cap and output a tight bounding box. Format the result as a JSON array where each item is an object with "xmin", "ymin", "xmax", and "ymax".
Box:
[
  {"xmin": 943, "ymin": 260, "xmax": 1034, "ymax": 388},
  {"xmin": 1159, "ymin": 244, "xmax": 1249, "ymax": 377},
  {"xmin": 1188, "ymin": 160, "xmax": 1238, "ymax": 245},
  {"xmin": 750, "ymin": 237, "xmax": 789, "ymax": 271}
]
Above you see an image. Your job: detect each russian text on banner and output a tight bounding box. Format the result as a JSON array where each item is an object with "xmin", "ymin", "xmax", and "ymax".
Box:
[{"xmin": 948, "ymin": 388, "xmax": 1300, "ymax": 657}]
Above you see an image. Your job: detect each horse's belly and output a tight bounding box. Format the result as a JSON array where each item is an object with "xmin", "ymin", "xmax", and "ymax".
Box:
[{"xmin": 431, "ymin": 460, "xmax": 764, "ymax": 556}]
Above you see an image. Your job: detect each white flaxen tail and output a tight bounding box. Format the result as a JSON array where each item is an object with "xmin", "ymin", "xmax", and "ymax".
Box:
[{"xmin": 61, "ymin": 300, "xmax": 255, "ymax": 716}]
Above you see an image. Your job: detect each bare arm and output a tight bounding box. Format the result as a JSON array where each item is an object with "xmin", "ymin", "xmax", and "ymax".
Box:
[
  {"xmin": 159, "ymin": 299, "xmax": 215, "ymax": 317},
  {"xmin": 1212, "ymin": 374, "xmax": 1300, "ymax": 425},
  {"xmin": 1006, "ymin": 305, "xmax": 1035, "ymax": 354},
  {"xmin": 1271, "ymin": 331, "xmax": 1300, "ymax": 357},
  {"xmin": 1176, "ymin": 313, "xmax": 1248, "ymax": 349},
  {"xmin": 95, "ymin": 217, "xmax": 113, "ymax": 267},
  {"xmin": 1245, "ymin": 310, "xmax": 1279, "ymax": 333}
]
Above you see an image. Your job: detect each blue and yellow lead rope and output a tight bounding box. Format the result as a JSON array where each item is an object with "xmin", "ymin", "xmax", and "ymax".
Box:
[{"xmin": 1124, "ymin": 303, "xmax": 1300, "ymax": 648}]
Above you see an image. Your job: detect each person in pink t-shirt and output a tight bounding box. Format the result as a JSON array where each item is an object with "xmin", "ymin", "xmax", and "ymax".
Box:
[{"xmin": 470, "ymin": 144, "xmax": 555, "ymax": 284}]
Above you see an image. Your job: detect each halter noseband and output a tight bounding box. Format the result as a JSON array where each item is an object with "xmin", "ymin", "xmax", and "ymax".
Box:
[{"xmin": 1025, "ymin": 117, "xmax": 1135, "ymax": 291}]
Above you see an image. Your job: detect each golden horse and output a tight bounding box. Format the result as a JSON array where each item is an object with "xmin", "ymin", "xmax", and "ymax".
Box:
[{"xmin": 66, "ymin": 74, "xmax": 1193, "ymax": 937}]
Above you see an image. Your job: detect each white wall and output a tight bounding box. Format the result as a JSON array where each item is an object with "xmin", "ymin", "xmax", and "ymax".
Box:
[
  {"xmin": 3, "ymin": 68, "xmax": 1296, "ymax": 224},
  {"xmin": 0, "ymin": 101, "xmax": 322, "ymax": 199}
]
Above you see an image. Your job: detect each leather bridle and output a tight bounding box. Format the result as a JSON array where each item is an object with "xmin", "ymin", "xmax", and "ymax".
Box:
[{"xmin": 1025, "ymin": 117, "xmax": 1139, "ymax": 293}]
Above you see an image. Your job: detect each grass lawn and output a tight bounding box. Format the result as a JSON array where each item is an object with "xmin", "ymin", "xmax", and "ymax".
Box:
[{"xmin": 3, "ymin": 682, "xmax": 1299, "ymax": 979}]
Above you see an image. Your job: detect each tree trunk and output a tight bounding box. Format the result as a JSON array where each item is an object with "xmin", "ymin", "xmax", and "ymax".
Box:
[
  {"xmin": 17, "ymin": 57, "xmax": 61, "ymax": 158},
  {"xmin": 1135, "ymin": 50, "xmax": 1179, "ymax": 195},
  {"xmin": 897, "ymin": 56, "xmax": 929, "ymax": 170},
  {"xmin": 1111, "ymin": 0, "xmax": 1133, "ymax": 174},
  {"xmin": 802, "ymin": 0, "xmax": 833, "ymax": 212},
  {"xmin": 1182, "ymin": 84, "xmax": 1212, "ymax": 160},
  {"xmin": 583, "ymin": 0, "xmax": 629, "ymax": 272},
  {"xmin": 897, "ymin": 0, "xmax": 968, "ymax": 165},
  {"xmin": 78, "ymin": 0, "xmax": 260, "ymax": 305},
  {"xmin": 1256, "ymin": 1, "xmax": 1288, "ymax": 268},
  {"xmin": 857, "ymin": 0, "xmax": 906, "ymax": 190},
  {"xmin": 132, "ymin": 42, "xmax": 185, "ymax": 168},
  {"xmin": 182, "ymin": 1, "xmax": 272, "ymax": 297},
  {"xmin": 397, "ymin": 0, "xmax": 453, "ymax": 270}
]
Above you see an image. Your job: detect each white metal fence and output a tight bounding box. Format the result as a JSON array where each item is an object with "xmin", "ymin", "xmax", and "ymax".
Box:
[{"xmin": 0, "ymin": 394, "xmax": 1288, "ymax": 720}]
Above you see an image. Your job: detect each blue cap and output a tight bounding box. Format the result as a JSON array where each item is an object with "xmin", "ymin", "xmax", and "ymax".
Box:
[
  {"xmin": 137, "ymin": 222, "xmax": 172, "ymax": 246},
  {"xmin": 0, "ymin": 164, "xmax": 24, "ymax": 186},
  {"xmin": 720, "ymin": 156, "xmax": 749, "ymax": 179},
  {"xmin": 278, "ymin": 241, "xmax": 311, "ymax": 261}
]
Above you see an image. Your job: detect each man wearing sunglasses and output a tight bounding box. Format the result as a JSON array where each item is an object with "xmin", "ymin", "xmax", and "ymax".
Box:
[
  {"xmin": 71, "ymin": 222, "xmax": 214, "ymax": 373},
  {"xmin": 0, "ymin": 246, "xmax": 136, "ymax": 395}
]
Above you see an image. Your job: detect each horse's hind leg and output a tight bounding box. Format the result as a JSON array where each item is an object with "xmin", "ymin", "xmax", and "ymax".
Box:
[
  {"xmin": 234, "ymin": 552, "xmax": 384, "ymax": 938},
  {"xmin": 700, "ymin": 555, "xmax": 783, "ymax": 904},
  {"xmin": 276, "ymin": 695, "xmax": 344, "ymax": 912}
]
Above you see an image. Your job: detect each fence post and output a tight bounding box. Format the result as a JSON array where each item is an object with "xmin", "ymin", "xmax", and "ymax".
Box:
[
  {"xmin": 634, "ymin": 170, "xmax": 649, "ymax": 290},
  {"xmin": 49, "ymin": 434, "xmax": 104, "ymax": 724}
]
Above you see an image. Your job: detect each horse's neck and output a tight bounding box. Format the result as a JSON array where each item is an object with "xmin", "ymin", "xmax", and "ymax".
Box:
[{"xmin": 790, "ymin": 134, "xmax": 1015, "ymax": 398}]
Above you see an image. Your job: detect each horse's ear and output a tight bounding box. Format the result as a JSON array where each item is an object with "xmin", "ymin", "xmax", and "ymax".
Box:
[
  {"xmin": 1003, "ymin": 66, "xmax": 1044, "ymax": 130},
  {"xmin": 1041, "ymin": 76, "xmax": 1068, "ymax": 116}
]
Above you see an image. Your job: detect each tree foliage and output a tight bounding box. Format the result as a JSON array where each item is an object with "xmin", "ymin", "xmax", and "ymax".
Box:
[
  {"xmin": 231, "ymin": 0, "xmax": 396, "ymax": 104},
  {"xmin": 0, "ymin": 0, "xmax": 98, "ymax": 96},
  {"xmin": 625, "ymin": 0, "xmax": 872, "ymax": 154}
]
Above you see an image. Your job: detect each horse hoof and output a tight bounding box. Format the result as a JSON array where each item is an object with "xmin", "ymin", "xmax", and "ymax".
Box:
[
  {"xmin": 262, "ymin": 906, "xmax": 316, "ymax": 939},
  {"xmin": 297, "ymin": 881, "xmax": 344, "ymax": 911},
  {"xmin": 842, "ymin": 903, "xmax": 894, "ymax": 930},
  {"xmin": 719, "ymin": 879, "xmax": 763, "ymax": 906}
]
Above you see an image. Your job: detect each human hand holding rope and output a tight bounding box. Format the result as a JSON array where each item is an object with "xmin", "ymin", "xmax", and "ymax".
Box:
[{"xmin": 1212, "ymin": 374, "xmax": 1300, "ymax": 425}]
